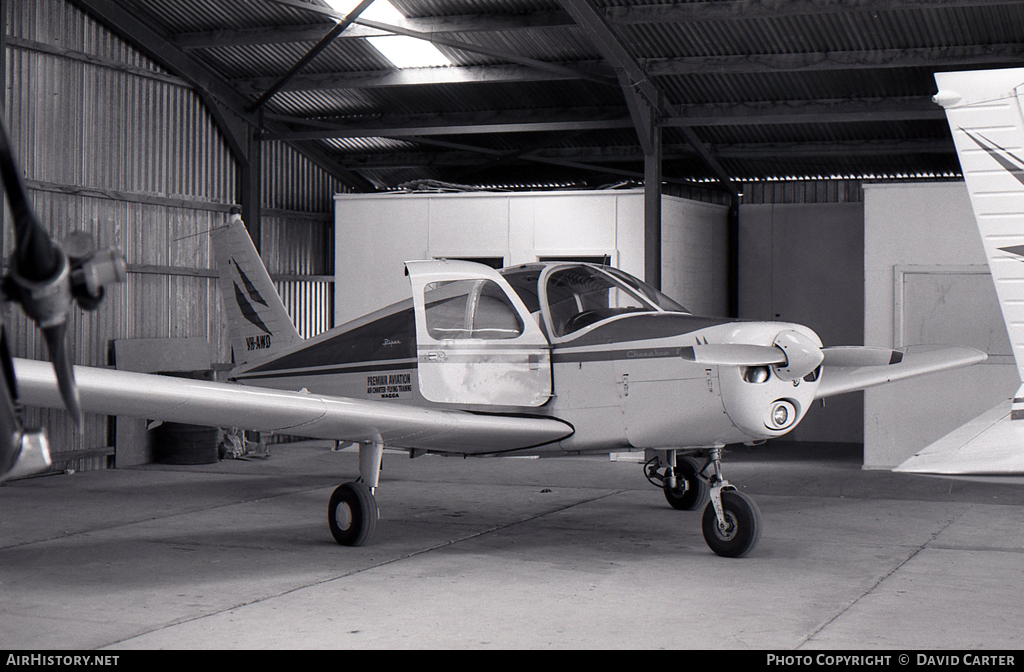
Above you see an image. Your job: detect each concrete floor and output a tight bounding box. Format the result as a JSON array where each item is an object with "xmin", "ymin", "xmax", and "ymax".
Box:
[{"xmin": 1, "ymin": 440, "xmax": 1022, "ymax": 650}]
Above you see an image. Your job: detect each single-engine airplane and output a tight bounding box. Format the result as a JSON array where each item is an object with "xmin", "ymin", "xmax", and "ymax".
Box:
[
  {"xmin": 11, "ymin": 212, "xmax": 985, "ymax": 557},
  {"xmin": 895, "ymin": 66, "xmax": 1024, "ymax": 480}
]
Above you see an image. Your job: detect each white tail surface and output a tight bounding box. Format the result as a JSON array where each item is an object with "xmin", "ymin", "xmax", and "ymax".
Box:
[
  {"xmin": 894, "ymin": 68, "xmax": 1024, "ymax": 476},
  {"xmin": 935, "ymin": 68, "xmax": 1024, "ymax": 385},
  {"xmin": 211, "ymin": 214, "xmax": 300, "ymax": 365}
]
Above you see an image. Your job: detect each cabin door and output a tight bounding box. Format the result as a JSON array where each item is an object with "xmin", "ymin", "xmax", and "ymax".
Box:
[{"xmin": 407, "ymin": 260, "xmax": 552, "ymax": 407}]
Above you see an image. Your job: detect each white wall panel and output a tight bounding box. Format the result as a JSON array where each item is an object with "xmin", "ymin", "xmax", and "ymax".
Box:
[{"xmin": 334, "ymin": 190, "xmax": 728, "ymax": 324}]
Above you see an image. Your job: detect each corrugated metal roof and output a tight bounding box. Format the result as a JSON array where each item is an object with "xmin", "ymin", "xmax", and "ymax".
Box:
[{"xmin": 78, "ymin": 0, "xmax": 1024, "ymax": 190}]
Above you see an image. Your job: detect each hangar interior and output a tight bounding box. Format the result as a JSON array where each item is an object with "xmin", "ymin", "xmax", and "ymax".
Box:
[
  {"xmin": 2, "ymin": 0, "xmax": 1015, "ymax": 471},
  {"xmin": 2, "ymin": 0, "xmax": 1024, "ymax": 651}
]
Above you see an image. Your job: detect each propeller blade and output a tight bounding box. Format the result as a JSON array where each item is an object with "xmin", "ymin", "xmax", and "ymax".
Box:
[
  {"xmin": 41, "ymin": 322, "xmax": 82, "ymax": 429},
  {"xmin": 821, "ymin": 346, "xmax": 904, "ymax": 368},
  {"xmin": 681, "ymin": 344, "xmax": 787, "ymax": 366},
  {"xmin": 0, "ymin": 118, "xmax": 58, "ymax": 281}
]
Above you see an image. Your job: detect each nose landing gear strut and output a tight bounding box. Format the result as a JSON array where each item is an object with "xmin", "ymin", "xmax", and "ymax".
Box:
[{"xmin": 646, "ymin": 446, "xmax": 762, "ymax": 558}]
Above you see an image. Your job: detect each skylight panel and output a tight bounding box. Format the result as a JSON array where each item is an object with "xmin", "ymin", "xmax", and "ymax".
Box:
[
  {"xmin": 324, "ymin": 0, "xmax": 452, "ymax": 69},
  {"xmin": 365, "ymin": 35, "xmax": 451, "ymax": 68}
]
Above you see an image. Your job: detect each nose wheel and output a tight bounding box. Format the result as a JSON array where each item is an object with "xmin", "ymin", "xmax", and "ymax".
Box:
[
  {"xmin": 646, "ymin": 447, "xmax": 763, "ymax": 558},
  {"xmin": 702, "ymin": 488, "xmax": 761, "ymax": 558}
]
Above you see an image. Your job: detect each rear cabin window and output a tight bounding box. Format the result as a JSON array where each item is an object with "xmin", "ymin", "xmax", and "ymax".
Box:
[{"xmin": 423, "ymin": 279, "xmax": 524, "ymax": 340}]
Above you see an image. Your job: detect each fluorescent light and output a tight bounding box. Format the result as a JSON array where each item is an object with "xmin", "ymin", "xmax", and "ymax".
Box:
[
  {"xmin": 366, "ymin": 35, "xmax": 451, "ymax": 68},
  {"xmin": 323, "ymin": 0, "xmax": 451, "ymax": 69}
]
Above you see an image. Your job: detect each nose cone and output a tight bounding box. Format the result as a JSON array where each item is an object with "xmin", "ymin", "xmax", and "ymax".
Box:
[{"xmin": 772, "ymin": 329, "xmax": 824, "ymax": 381}]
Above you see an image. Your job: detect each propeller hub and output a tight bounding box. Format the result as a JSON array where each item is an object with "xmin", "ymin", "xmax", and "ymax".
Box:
[{"xmin": 772, "ymin": 330, "xmax": 824, "ymax": 381}]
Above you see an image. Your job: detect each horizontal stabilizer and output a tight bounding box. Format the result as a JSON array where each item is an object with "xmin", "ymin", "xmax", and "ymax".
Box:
[
  {"xmin": 814, "ymin": 345, "xmax": 987, "ymax": 399},
  {"xmin": 12, "ymin": 358, "xmax": 574, "ymax": 454},
  {"xmin": 894, "ymin": 400, "xmax": 1024, "ymax": 475}
]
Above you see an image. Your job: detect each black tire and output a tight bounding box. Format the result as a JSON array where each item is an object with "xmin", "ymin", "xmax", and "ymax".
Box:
[
  {"xmin": 701, "ymin": 490, "xmax": 762, "ymax": 558},
  {"xmin": 663, "ymin": 456, "xmax": 710, "ymax": 511},
  {"xmin": 328, "ymin": 481, "xmax": 378, "ymax": 547}
]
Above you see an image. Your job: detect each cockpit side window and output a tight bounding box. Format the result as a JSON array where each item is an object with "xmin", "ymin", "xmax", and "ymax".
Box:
[
  {"xmin": 545, "ymin": 266, "xmax": 652, "ymax": 336},
  {"xmin": 423, "ymin": 279, "xmax": 524, "ymax": 340}
]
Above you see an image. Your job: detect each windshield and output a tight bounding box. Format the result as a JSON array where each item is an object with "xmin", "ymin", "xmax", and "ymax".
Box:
[
  {"xmin": 544, "ymin": 265, "xmax": 656, "ymax": 336},
  {"xmin": 603, "ymin": 267, "xmax": 690, "ymax": 313}
]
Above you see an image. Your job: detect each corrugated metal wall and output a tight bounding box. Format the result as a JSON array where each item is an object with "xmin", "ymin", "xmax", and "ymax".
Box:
[
  {"xmin": 2, "ymin": 0, "xmax": 341, "ymax": 470},
  {"xmin": 261, "ymin": 141, "xmax": 341, "ymax": 339}
]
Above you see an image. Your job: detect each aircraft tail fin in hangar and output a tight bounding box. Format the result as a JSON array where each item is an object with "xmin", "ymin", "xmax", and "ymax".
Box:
[
  {"xmin": 211, "ymin": 213, "xmax": 301, "ymax": 366},
  {"xmin": 896, "ymin": 67, "xmax": 1024, "ymax": 477}
]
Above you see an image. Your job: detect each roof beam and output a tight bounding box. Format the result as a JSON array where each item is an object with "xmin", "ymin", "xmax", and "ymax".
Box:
[
  {"xmin": 667, "ymin": 97, "xmax": 945, "ymax": 125},
  {"xmin": 180, "ymin": 2, "xmax": 1019, "ymax": 50},
  {"xmin": 558, "ymin": 0, "xmax": 736, "ymax": 193},
  {"xmin": 646, "ymin": 44, "xmax": 1024, "ymax": 76},
  {"xmin": 607, "ymin": 0, "xmax": 1022, "ymax": 23},
  {"xmin": 402, "ymin": 136, "xmax": 722, "ymax": 190},
  {"xmin": 248, "ymin": 0, "xmax": 373, "ymax": 112},
  {"xmin": 67, "ymin": 0, "xmax": 252, "ymax": 114},
  {"xmin": 262, "ymin": 118, "xmax": 635, "ymax": 141},
  {"xmin": 268, "ymin": 0, "xmax": 616, "ymax": 87},
  {"xmin": 337, "ymin": 139, "xmax": 956, "ymax": 169},
  {"xmin": 260, "ymin": 96, "xmax": 944, "ymax": 140},
  {"xmin": 231, "ymin": 62, "xmax": 611, "ymax": 95},
  {"xmin": 174, "ymin": 11, "xmax": 574, "ymax": 49},
  {"xmin": 231, "ymin": 42, "xmax": 1024, "ymax": 94}
]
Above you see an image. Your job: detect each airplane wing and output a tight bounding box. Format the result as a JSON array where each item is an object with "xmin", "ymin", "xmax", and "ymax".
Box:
[
  {"xmin": 12, "ymin": 358, "xmax": 574, "ymax": 454},
  {"xmin": 894, "ymin": 400, "xmax": 1024, "ymax": 476},
  {"xmin": 814, "ymin": 345, "xmax": 987, "ymax": 399}
]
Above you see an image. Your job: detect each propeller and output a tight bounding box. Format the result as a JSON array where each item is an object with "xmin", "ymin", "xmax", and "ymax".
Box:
[
  {"xmin": 683, "ymin": 329, "xmax": 824, "ymax": 380},
  {"xmin": 0, "ymin": 115, "xmax": 125, "ymax": 484},
  {"xmin": 683, "ymin": 333, "xmax": 908, "ymax": 381},
  {"xmin": 0, "ymin": 117, "xmax": 82, "ymax": 426}
]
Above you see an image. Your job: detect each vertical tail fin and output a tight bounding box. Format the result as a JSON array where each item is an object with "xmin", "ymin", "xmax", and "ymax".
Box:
[
  {"xmin": 936, "ymin": 68, "xmax": 1024, "ymax": 401},
  {"xmin": 211, "ymin": 213, "xmax": 300, "ymax": 365}
]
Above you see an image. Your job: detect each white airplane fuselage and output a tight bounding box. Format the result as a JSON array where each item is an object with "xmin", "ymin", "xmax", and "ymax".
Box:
[{"xmin": 230, "ymin": 301, "xmax": 822, "ymax": 456}]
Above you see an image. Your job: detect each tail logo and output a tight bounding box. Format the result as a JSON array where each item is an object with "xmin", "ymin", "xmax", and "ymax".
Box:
[
  {"xmin": 962, "ymin": 128, "xmax": 1024, "ymax": 187},
  {"xmin": 230, "ymin": 257, "xmax": 273, "ymax": 336},
  {"xmin": 232, "ymin": 259, "xmax": 268, "ymax": 306}
]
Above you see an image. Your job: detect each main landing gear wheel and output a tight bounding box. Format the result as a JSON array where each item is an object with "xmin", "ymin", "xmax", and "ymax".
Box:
[
  {"xmin": 663, "ymin": 456, "xmax": 710, "ymax": 511},
  {"xmin": 328, "ymin": 481, "xmax": 378, "ymax": 547},
  {"xmin": 701, "ymin": 490, "xmax": 762, "ymax": 558}
]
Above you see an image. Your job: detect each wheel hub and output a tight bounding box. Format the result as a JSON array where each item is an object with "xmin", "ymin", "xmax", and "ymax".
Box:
[
  {"xmin": 714, "ymin": 511, "xmax": 738, "ymax": 541},
  {"xmin": 335, "ymin": 502, "xmax": 353, "ymax": 530}
]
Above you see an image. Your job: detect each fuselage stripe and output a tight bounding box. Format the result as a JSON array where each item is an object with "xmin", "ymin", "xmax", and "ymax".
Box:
[
  {"xmin": 551, "ymin": 347, "xmax": 685, "ymax": 364},
  {"xmin": 235, "ymin": 359, "xmax": 417, "ymax": 381}
]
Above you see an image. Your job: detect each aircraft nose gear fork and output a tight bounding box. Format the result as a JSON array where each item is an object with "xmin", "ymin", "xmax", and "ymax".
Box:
[
  {"xmin": 328, "ymin": 440, "xmax": 383, "ymax": 546},
  {"xmin": 701, "ymin": 447, "xmax": 762, "ymax": 558}
]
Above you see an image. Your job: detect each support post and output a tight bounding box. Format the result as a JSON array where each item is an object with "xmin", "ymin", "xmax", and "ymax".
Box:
[
  {"xmin": 243, "ymin": 117, "xmax": 263, "ymax": 254},
  {"xmin": 644, "ymin": 122, "xmax": 662, "ymax": 290}
]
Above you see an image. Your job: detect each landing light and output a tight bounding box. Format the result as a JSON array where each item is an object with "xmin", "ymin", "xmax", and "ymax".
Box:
[
  {"xmin": 772, "ymin": 404, "xmax": 789, "ymax": 427},
  {"xmin": 743, "ymin": 366, "xmax": 770, "ymax": 384},
  {"xmin": 767, "ymin": 400, "xmax": 797, "ymax": 430}
]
